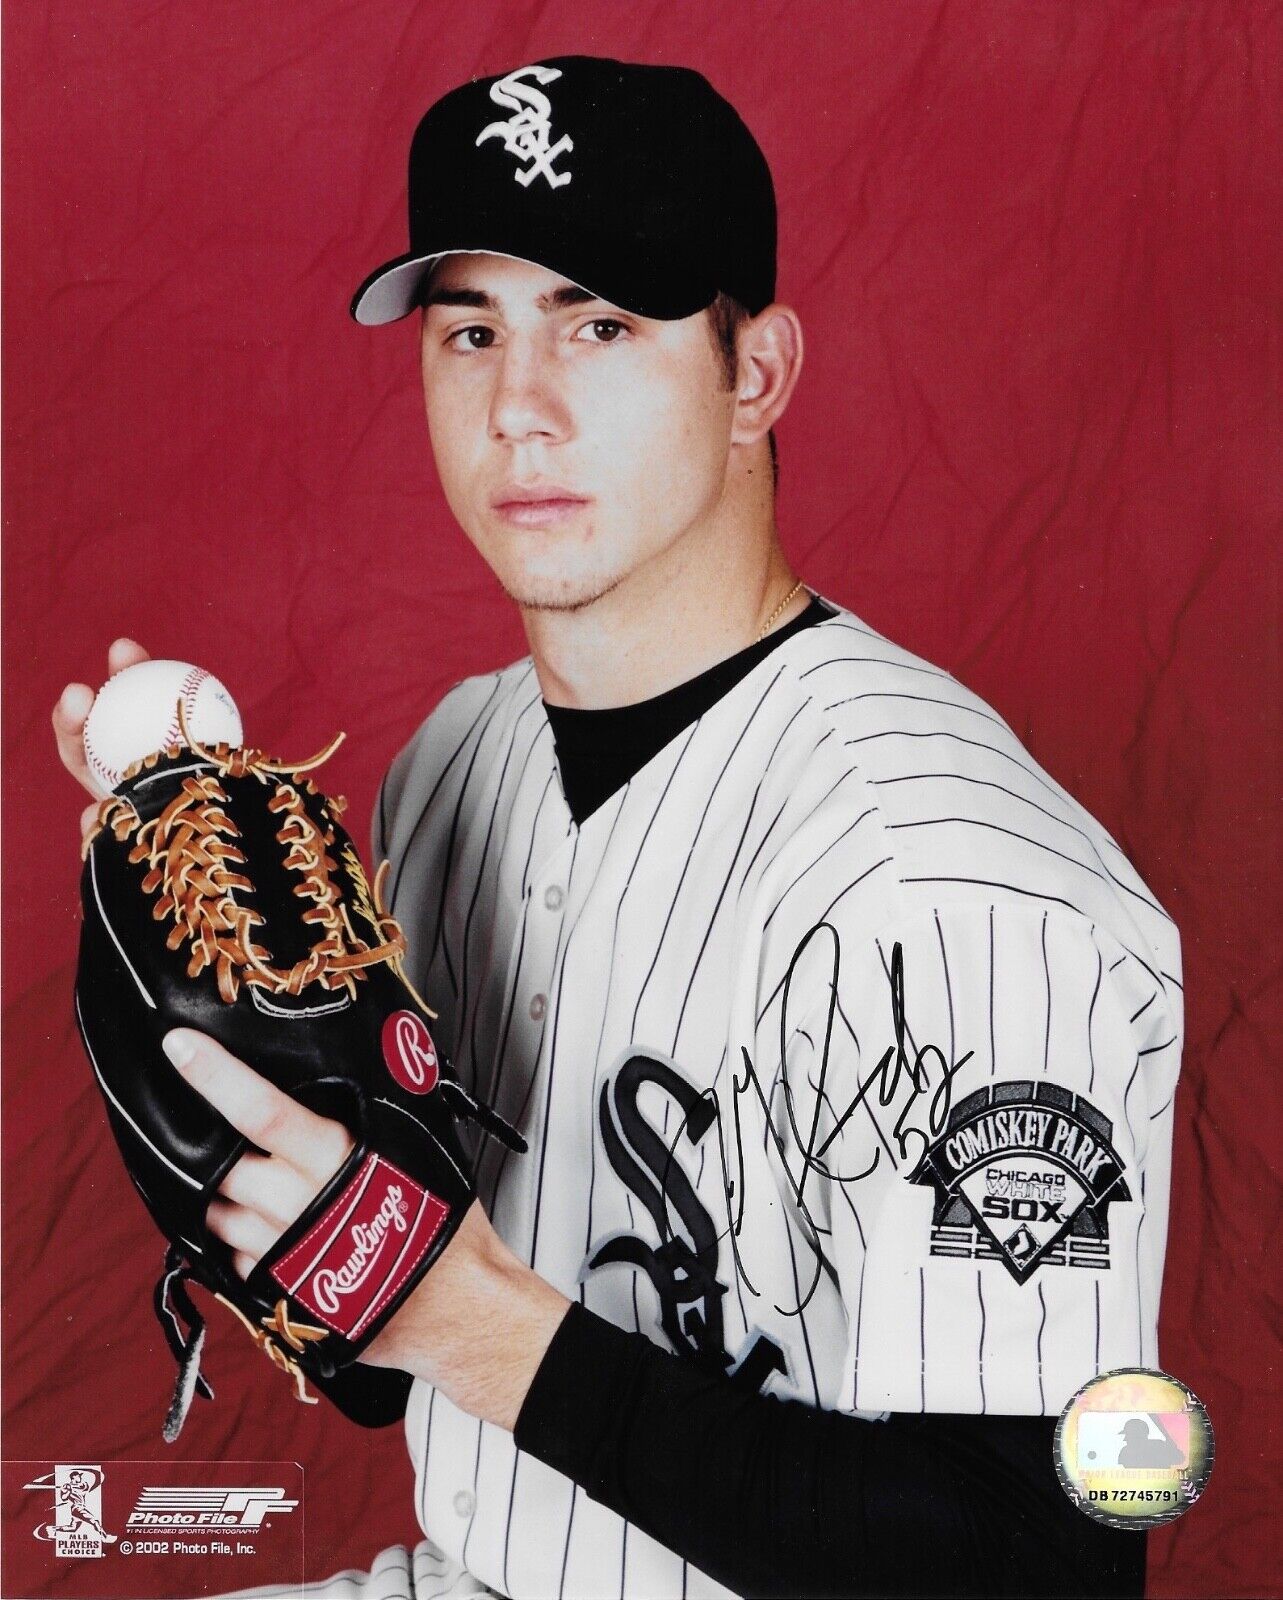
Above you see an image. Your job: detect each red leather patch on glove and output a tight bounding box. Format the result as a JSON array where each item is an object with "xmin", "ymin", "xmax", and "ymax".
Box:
[
  {"xmin": 269, "ymin": 1152, "xmax": 450, "ymax": 1340},
  {"xmin": 381, "ymin": 1009, "xmax": 440, "ymax": 1094}
]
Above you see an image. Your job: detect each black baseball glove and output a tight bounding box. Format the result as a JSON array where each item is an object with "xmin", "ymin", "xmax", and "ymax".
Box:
[{"xmin": 73, "ymin": 712, "xmax": 523, "ymax": 1441}]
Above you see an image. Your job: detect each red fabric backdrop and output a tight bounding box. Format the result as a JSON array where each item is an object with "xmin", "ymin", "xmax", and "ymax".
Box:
[{"xmin": 4, "ymin": 4, "xmax": 1280, "ymax": 1597}]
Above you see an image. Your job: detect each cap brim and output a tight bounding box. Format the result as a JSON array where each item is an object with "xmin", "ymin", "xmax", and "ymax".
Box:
[
  {"xmin": 349, "ymin": 248, "xmax": 600, "ymax": 327},
  {"xmin": 349, "ymin": 254, "xmax": 442, "ymax": 326},
  {"xmin": 350, "ymin": 242, "xmax": 718, "ymax": 326}
]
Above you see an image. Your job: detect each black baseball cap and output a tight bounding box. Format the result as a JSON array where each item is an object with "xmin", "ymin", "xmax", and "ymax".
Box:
[{"xmin": 350, "ymin": 55, "xmax": 776, "ymax": 325}]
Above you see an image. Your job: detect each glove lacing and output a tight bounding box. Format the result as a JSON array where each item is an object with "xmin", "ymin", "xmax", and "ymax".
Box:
[{"xmin": 82, "ymin": 707, "xmax": 421, "ymax": 1008}]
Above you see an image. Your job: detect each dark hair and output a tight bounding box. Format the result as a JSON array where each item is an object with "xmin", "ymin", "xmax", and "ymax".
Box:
[{"xmin": 706, "ymin": 292, "xmax": 779, "ymax": 490}]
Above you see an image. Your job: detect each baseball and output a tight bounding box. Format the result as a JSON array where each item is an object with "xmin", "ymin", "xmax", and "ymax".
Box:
[{"xmin": 83, "ymin": 659, "xmax": 243, "ymax": 794}]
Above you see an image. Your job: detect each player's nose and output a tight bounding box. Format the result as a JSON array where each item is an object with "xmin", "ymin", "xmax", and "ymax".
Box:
[{"xmin": 487, "ymin": 341, "xmax": 571, "ymax": 445}]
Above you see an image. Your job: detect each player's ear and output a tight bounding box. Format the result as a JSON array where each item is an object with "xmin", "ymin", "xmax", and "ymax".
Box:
[{"xmin": 730, "ymin": 304, "xmax": 803, "ymax": 447}]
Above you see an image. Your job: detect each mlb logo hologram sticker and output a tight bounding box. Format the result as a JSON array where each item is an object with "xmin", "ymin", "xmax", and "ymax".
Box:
[{"xmin": 1054, "ymin": 1368, "xmax": 1214, "ymax": 1530}]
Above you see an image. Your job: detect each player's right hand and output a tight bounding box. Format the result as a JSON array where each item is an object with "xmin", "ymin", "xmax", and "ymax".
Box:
[{"xmin": 52, "ymin": 638, "xmax": 151, "ymax": 841}]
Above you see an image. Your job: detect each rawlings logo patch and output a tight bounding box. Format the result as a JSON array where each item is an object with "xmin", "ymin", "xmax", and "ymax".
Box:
[
  {"xmin": 270, "ymin": 1152, "xmax": 449, "ymax": 1339},
  {"xmin": 311, "ymin": 1184, "xmax": 409, "ymax": 1315},
  {"xmin": 907, "ymin": 1080, "xmax": 1131, "ymax": 1283},
  {"xmin": 381, "ymin": 1010, "xmax": 439, "ymax": 1094}
]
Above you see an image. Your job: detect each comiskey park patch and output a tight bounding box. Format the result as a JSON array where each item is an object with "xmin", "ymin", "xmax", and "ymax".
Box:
[{"xmin": 907, "ymin": 1080, "xmax": 1131, "ymax": 1284}]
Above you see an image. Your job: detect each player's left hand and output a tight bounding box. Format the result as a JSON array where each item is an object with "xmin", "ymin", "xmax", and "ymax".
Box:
[
  {"xmin": 161, "ymin": 1027, "xmax": 569, "ymax": 1423},
  {"xmin": 161, "ymin": 1026, "xmax": 356, "ymax": 1283}
]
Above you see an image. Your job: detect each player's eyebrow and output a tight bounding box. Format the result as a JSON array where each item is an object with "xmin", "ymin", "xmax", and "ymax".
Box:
[{"xmin": 420, "ymin": 283, "xmax": 604, "ymax": 314}]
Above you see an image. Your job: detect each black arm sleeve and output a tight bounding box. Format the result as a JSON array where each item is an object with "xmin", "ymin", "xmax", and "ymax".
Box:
[{"xmin": 514, "ymin": 1303, "xmax": 1145, "ymax": 1600}]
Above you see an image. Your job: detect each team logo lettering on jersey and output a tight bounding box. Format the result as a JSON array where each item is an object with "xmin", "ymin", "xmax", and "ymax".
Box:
[
  {"xmin": 590, "ymin": 1053, "xmax": 788, "ymax": 1392},
  {"xmin": 475, "ymin": 65, "xmax": 574, "ymax": 189},
  {"xmin": 907, "ymin": 1079, "xmax": 1131, "ymax": 1283}
]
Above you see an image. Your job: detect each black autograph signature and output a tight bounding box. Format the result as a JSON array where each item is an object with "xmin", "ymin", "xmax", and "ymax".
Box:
[{"xmin": 655, "ymin": 922, "xmax": 972, "ymax": 1316}]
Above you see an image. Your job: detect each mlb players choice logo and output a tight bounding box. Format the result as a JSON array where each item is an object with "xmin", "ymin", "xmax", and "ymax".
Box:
[
  {"xmin": 23, "ymin": 1464, "xmax": 115, "ymax": 1557},
  {"xmin": 907, "ymin": 1079, "xmax": 1130, "ymax": 1282},
  {"xmin": 1055, "ymin": 1368, "xmax": 1214, "ymax": 1529}
]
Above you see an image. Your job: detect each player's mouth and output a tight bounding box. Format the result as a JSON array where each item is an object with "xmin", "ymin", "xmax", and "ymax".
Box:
[{"xmin": 490, "ymin": 483, "xmax": 592, "ymax": 528}]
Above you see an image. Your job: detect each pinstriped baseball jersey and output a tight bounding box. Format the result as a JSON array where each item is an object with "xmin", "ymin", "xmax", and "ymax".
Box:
[{"xmin": 360, "ymin": 598, "xmax": 1182, "ymax": 1599}]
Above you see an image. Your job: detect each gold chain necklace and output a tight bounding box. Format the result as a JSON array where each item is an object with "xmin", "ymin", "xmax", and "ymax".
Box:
[{"xmin": 756, "ymin": 579, "xmax": 806, "ymax": 642}]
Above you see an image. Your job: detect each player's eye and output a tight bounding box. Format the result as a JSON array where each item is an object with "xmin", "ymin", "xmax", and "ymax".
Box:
[
  {"xmin": 446, "ymin": 325, "xmax": 498, "ymax": 351},
  {"xmin": 574, "ymin": 318, "xmax": 629, "ymax": 344}
]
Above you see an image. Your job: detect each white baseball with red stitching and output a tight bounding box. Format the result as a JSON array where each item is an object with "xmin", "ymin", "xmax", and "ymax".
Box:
[{"xmin": 83, "ymin": 659, "xmax": 243, "ymax": 794}]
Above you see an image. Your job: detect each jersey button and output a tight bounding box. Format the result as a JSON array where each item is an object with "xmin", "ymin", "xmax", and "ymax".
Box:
[
  {"xmin": 543, "ymin": 885, "xmax": 564, "ymax": 911},
  {"xmin": 453, "ymin": 1490, "xmax": 475, "ymax": 1518},
  {"xmin": 529, "ymin": 993, "xmax": 547, "ymax": 1022}
]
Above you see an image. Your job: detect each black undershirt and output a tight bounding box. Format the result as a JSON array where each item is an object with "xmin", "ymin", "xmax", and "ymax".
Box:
[
  {"xmin": 517, "ymin": 598, "xmax": 1144, "ymax": 1598},
  {"xmin": 543, "ymin": 595, "xmax": 833, "ymax": 824}
]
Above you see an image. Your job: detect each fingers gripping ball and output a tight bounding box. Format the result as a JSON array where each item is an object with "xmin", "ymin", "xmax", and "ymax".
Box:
[
  {"xmin": 83, "ymin": 660, "xmax": 243, "ymax": 794},
  {"xmin": 73, "ymin": 702, "xmax": 526, "ymax": 1440}
]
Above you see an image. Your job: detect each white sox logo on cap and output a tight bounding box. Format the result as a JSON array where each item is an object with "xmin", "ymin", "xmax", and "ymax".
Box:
[{"xmin": 475, "ymin": 64, "xmax": 574, "ymax": 189}]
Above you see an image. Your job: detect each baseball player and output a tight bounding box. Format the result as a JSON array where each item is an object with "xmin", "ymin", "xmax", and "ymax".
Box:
[
  {"xmin": 53, "ymin": 56, "xmax": 1182, "ymax": 1600},
  {"xmin": 55, "ymin": 1470, "xmax": 116, "ymax": 1544}
]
